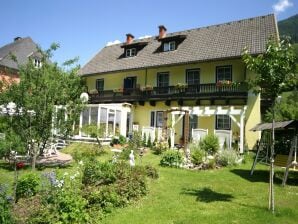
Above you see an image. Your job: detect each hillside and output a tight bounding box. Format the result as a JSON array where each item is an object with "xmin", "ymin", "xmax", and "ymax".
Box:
[{"xmin": 278, "ymin": 14, "xmax": 298, "ymax": 43}]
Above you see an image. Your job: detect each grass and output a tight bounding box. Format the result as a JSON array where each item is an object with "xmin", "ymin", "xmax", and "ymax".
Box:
[{"xmin": 1, "ymin": 143, "xmax": 298, "ymax": 224}]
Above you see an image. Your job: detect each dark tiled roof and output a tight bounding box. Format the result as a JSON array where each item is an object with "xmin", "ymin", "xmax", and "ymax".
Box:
[
  {"xmin": 80, "ymin": 14, "xmax": 278, "ymax": 76},
  {"xmin": 0, "ymin": 37, "xmax": 39, "ymax": 70},
  {"xmin": 250, "ymin": 120, "xmax": 297, "ymax": 131}
]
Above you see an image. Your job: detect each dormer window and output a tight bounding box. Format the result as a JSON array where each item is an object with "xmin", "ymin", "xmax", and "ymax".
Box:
[
  {"xmin": 126, "ymin": 48, "xmax": 136, "ymax": 57},
  {"xmin": 163, "ymin": 41, "xmax": 176, "ymax": 52},
  {"xmin": 34, "ymin": 58, "xmax": 42, "ymax": 68}
]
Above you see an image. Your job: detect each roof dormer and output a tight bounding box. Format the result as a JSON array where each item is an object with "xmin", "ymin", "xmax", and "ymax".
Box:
[
  {"xmin": 156, "ymin": 25, "xmax": 186, "ymax": 52},
  {"xmin": 120, "ymin": 33, "xmax": 148, "ymax": 58}
]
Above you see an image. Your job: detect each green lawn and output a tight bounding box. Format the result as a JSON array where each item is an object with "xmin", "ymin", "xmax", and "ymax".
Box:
[
  {"xmin": 1, "ymin": 144, "xmax": 298, "ymax": 224},
  {"xmin": 101, "ymin": 150, "xmax": 298, "ymax": 224}
]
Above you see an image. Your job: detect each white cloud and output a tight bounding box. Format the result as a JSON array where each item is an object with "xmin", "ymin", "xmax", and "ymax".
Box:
[
  {"xmin": 273, "ymin": 0, "xmax": 293, "ymax": 13},
  {"xmin": 138, "ymin": 35, "xmax": 152, "ymax": 39},
  {"xmin": 106, "ymin": 40, "xmax": 121, "ymax": 46}
]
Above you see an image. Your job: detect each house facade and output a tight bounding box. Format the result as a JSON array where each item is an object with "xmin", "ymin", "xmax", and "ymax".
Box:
[
  {"xmin": 79, "ymin": 14, "xmax": 278, "ymax": 152},
  {"xmin": 0, "ymin": 37, "xmax": 40, "ymax": 88}
]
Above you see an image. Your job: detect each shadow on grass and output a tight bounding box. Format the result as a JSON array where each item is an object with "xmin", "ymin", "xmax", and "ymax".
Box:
[
  {"xmin": 230, "ymin": 169, "xmax": 298, "ymax": 186},
  {"xmin": 181, "ymin": 187, "xmax": 234, "ymax": 203}
]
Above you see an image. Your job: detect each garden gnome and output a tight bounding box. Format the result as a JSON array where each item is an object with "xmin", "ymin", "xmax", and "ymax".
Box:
[{"xmin": 129, "ymin": 150, "xmax": 135, "ymax": 167}]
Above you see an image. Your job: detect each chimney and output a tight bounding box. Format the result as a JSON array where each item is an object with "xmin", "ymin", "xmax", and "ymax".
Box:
[
  {"xmin": 14, "ymin": 37, "xmax": 22, "ymax": 42},
  {"xmin": 126, "ymin": 33, "xmax": 134, "ymax": 44},
  {"xmin": 158, "ymin": 25, "xmax": 167, "ymax": 39}
]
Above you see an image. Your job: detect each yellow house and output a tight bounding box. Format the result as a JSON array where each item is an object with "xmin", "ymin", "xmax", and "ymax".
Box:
[{"xmin": 79, "ymin": 14, "xmax": 278, "ymax": 153}]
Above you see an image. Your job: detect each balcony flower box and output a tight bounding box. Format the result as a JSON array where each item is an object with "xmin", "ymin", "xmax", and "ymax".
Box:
[
  {"xmin": 113, "ymin": 88, "xmax": 124, "ymax": 93},
  {"xmin": 89, "ymin": 89, "xmax": 98, "ymax": 94},
  {"xmin": 175, "ymin": 83, "xmax": 187, "ymax": 93},
  {"xmin": 140, "ymin": 85, "xmax": 153, "ymax": 91},
  {"xmin": 216, "ymin": 80, "xmax": 240, "ymax": 88}
]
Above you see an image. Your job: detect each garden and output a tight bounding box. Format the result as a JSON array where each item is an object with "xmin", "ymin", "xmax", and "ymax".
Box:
[{"xmin": 0, "ymin": 131, "xmax": 297, "ymax": 224}]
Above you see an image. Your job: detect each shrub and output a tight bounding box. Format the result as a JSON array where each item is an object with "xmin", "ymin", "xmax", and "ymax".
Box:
[
  {"xmin": 111, "ymin": 135, "xmax": 127, "ymax": 146},
  {"xmin": 118, "ymin": 147, "xmax": 132, "ymax": 161},
  {"xmin": 147, "ymin": 134, "xmax": 152, "ymax": 148},
  {"xmin": 128, "ymin": 131, "xmax": 142, "ymax": 150},
  {"xmin": 0, "ymin": 184, "xmax": 14, "ymax": 224},
  {"xmin": 63, "ymin": 143, "xmax": 106, "ymax": 161},
  {"xmin": 144, "ymin": 165, "xmax": 159, "ymax": 179},
  {"xmin": 16, "ymin": 173, "xmax": 40, "ymax": 201},
  {"xmin": 217, "ymin": 149, "xmax": 240, "ymax": 167},
  {"xmin": 83, "ymin": 160, "xmax": 117, "ymax": 186},
  {"xmin": 190, "ymin": 143, "xmax": 205, "ymax": 165},
  {"xmin": 199, "ymin": 134, "xmax": 220, "ymax": 155},
  {"xmin": 152, "ymin": 141, "xmax": 169, "ymax": 155},
  {"xmin": 82, "ymin": 160, "xmax": 151, "ymax": 213},
  {"xmin": 160, "ymin": 150, "xmax": 183, "ymax": 167},
  {"xmin": 207, "ymin": 159, "xmax": 216, "ymax": 169}
]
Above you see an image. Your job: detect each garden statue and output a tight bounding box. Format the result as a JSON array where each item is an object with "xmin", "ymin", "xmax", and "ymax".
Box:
[{"xmin": 129, "ymin": 150, "xmax": 135, "ymax": 166}]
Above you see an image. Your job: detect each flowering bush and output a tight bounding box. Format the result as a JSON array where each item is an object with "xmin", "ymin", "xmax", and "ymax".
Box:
[
  {"xmin": 152, "ymin": 141, "xmax": 169, "ymax": 155},
  {"xmin": 217, "ymin": 149, "xmax": 241, "ymax": 167},
  {"xmin": 16, "ymin": 162, "xmax": 25, "ymax": 169}
]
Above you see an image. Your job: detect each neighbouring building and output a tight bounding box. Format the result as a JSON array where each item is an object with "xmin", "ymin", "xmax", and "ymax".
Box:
[
  {"xmin": 0, "ymin": 37, "xmax": 40, "ymax": 87},
  {"xmin": 79, "ymin": 14, "xmax": 279, "ymax": 152}
]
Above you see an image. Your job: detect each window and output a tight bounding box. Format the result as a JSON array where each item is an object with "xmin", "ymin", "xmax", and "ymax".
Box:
[
  {"xmin": 34, "ymin": 59, "xmax": 42, "ymax": 68},
  {"xmin": 126, "ymin": 48, "xmax": 136, "ymax": 57},
  {"xmin": 216, "ymin": 115, "xmax": 231, "ymax": 130},
  {"xmin": 186, "ymin": 69, "xmax": 200, "ymax": 85},
  {"xmin": 216, "ymin": 66, "xmax": 232, "ymax": 82},
  {"xmin": 150, "ymin": 111, "xmax": 164, "ymax": 128},
  {"xmin": 157, "ymin": 72, "xmax": 169, "ymax": 94},
  {"xmin": 163, "ymin": 41, "xmax": 175, "ymax": 51},
  {"xmin": 96, "ymin": 79, "xmax": 104, "ymax": 91}
]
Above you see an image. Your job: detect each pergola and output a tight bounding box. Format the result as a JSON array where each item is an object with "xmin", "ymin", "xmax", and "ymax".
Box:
[{"xmin": 168, "ymin": 105, "xmax": 247, "ymax": 153}]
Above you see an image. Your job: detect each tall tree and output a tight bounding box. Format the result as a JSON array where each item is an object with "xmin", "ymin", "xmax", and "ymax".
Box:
[
  {"xmin": 242, "ymin": 37, "xmax": 297, "ymax": 212},
  {"xmin": 0, "ymin": 44, "xmax": 86, "ymax": 169}
]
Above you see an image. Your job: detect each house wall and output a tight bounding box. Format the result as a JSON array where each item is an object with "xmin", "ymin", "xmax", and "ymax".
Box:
[
  {"xmin": 85, "ymin": 59, "xmax": 245, "ymax": 90},
  {"xmin": 84, "ymin": 58, "xmax": 260, "ymax": 149}
]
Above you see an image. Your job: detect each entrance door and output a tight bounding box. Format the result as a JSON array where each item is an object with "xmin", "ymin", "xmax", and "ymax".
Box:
[{"xmin": 124, "ymin": 77, "xmax": 137, "ymax": 95}]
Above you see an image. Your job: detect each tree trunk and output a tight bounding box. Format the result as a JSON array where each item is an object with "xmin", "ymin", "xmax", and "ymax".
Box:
[{"xmin": 269, "ymin": 101, "xmax": 275, "ymax": 213}]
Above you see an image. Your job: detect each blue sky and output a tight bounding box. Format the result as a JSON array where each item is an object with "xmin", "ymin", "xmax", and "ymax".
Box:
[{"xmin": 1, "ymin": 0, "xmax": 297, "ymax": 66}]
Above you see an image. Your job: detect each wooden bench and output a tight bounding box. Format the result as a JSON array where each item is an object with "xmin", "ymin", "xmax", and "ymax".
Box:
[{"xmin": 274, "ymin": 154, "xmax": 295, "ymax": 169}]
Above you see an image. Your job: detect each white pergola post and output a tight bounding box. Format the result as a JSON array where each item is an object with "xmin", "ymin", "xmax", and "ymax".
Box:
[
  {"xmin": 239, "ymin": 112, "xmax": 245, "ymax": 154},
  {"xmin": 120, "ymin": 110, "xmax": 127, "ymax": 136}
]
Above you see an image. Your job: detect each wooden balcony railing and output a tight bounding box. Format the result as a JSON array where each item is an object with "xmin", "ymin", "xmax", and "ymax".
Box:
[{"xmin": 89, "ymin": 83, "xmax": 248, "ymax": 104}]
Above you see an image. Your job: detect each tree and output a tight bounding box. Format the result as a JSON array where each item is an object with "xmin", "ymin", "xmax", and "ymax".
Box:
[
  {"xmin": 0, "ymin": 44, "xmax": 86, "ymax": 169},
  {"xmin": 242, "ymin": 37, "xmax": 297, "ymax": 212},
  {"xmin": 264, "ymin": 91, "xmax": 298, "ymax": 122}
]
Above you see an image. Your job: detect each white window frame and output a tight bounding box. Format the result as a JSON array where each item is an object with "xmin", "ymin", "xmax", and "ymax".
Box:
[
  {"xmin": 216, "ymin": 115, "xmax": 231, "ymax": 130},
  {"xmin": 126, "ymin": 48, "xmax": 136, "ymax": 57},
  {"xmin": 150, "ymin": 111, "xmax": 164, "ymax": 128},
  {"xmin": 163, "ymin": 41, "xmax": 175, "ymax": 52},
  {"xmin": 34, "ymin": 58, "xmax": 42, "ymax": 68},
  {"xmin": 186, "ymin": 69, "xmax": 200, "ymax": 85},
  {"xmin": 216, "ymin": 65, "xmax": 232, "ymax": 82}
]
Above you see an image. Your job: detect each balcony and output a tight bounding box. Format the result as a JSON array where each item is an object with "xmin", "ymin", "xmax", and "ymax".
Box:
[{"xmin": 89, "ymin": 83, "xmax": 248, "ymax": 104}]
